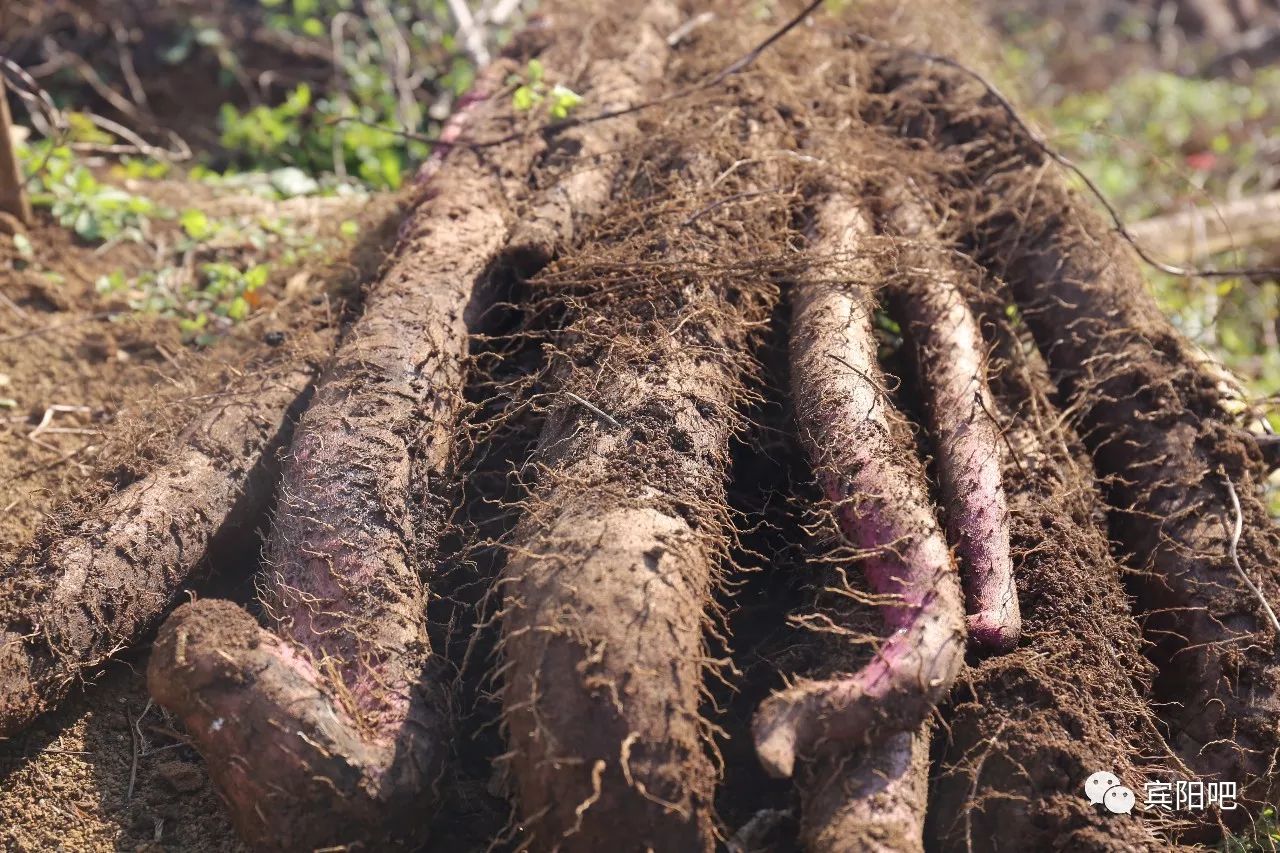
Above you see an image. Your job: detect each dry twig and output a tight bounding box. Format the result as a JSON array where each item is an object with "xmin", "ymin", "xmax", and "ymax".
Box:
[{"xmin": 1222, "ymin": 472, "xmax": 1280, "ymax": 635}]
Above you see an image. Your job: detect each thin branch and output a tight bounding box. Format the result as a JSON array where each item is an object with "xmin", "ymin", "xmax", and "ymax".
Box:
[
  {"xmin": 111, "ymin": 23, "xmax": 149, "ymax": 109},
  {"xmin": 563, "ymin": 391, "xmax": 621, "ymax": 429},
  {"xmin": 0, "ymin": 55, "xmax": 67, "ymax": 137},
  {"xmin": 681, "ymin": 189, "xmax": 779, "ymax": 226},
  {"xmin": 446, "ymin": 0, "xmax": 492, "ymax": 67},
  {"xmin": 1222, "ymin": 472, "xmax": 1280, "ymax": 636},
  {"xmin": 126, "ymin": 699, "xmax": 153, "ymax": 803},
  {"xmin": 667, "ymin": 12, "xmax": 716, "ymax": 47},
  {"xmin": 484, "ymin": 0, "xmax": 525, "ymax": 26},
  {"xmin": 77, "ymin": 113, "xmax": 191, "ymax": 162},
  {"xmin": 0, "ymin": 76, "xmax": 30, "ymax": 222},
  {"xmin": 1125, "ymin": 190, "xmax": 1280, "ymax": 262}
]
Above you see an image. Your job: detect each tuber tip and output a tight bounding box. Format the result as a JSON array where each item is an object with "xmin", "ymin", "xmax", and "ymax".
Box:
[{"xmin": 966, "ymin": 612, "xmax": 1021, "ymax": 654}]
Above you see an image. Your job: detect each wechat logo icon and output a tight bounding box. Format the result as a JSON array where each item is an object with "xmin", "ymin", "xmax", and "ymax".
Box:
[{"xmin": 1085, "ymin": 771, "xmax": 1136, "ymax": 815}]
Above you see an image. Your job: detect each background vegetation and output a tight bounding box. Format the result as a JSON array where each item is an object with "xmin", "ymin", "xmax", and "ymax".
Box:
[
  {"xmin": 3, "ymin": 0, "xmax": 1278, "ymax": 428},
  {"xmin": 992, "ymin": 2, "xmax": 1280, "ymax": 427}
]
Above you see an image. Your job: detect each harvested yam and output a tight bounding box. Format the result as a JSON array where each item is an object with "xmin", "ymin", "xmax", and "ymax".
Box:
[
  {"xmin": 497, "ymin": 242, "xmax": 767, "ymax": 851},
  {"xmin": 3, "ymin": 2, "xmax": 1277, "ymax": 850},
  {"xmin": 873, "ymin": 51, "xmax": 1280, "ymax": 816},
  {"xmin": 880, "ymin": 192, "xmax": 1018, "ymax": 652},
  {"xmin": 753, "ymin": 197, "xmax": 965, "ymax": 781},
  {"xmin": 148, "ymin": 59, "xmax": 536, "ymax": 849},
  {"xmin": 800, "ymin": 730, "xmax": 931, "ymax": 853},
  {"xmin": 149, "ymin": 2, "xmax": 683, "ymax": 847},
  {"xmin": 1, "ymin": 355, "xmax": 318, "ymax": 736},
  {"xmin": 497, "ymin": 97, "xmax": 784, "ymax": 850}
]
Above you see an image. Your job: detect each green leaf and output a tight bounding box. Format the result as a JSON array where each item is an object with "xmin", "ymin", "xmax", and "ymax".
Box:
[
  {"xmin": 179, "ymin": 313, "xmax": 209, "ymax": 336},
  {"xmin": 160, "ymin": 32, "xmax": 194, "ymax": 65},
  {"xmin": 65, "ymin": 112, "xmax": 114, "ymax": 144},
  {"xmin": 194, "ymin": 26, "xmax": 224, "ymax": 48},
  {"xmin": 180, "ymin": 208, "xmax": 214, "ymax": 240},
  {"xmin": 512, "ymin": 85, "xmax": 539, "ymax": 112},
  {"xmin": 73, "ymin": 210, "xmax": 101, "ymax": 241},
  {"xmin": 96, "ymin": 272, "xmax": 125, "ymax": 293},
  {"xmin": 286, "ymin": 83, "xmax": 312, "ymax": 112},
  {"xmin": 548, "ymin": 84, "xmax": 583, "ymax": 120},
  {"xmin": 243, "ymin": 263, "xmax": 271, "ymax": 291},
  {"xmin": 225, "ymin": 296, "xmax": 251, "ymax": 320},
  {"xmin": 269, "ymin": 167, "xmax": 320, "ymax": 197}
]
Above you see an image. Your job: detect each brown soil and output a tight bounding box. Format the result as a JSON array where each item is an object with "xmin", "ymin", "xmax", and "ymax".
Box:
[
  {"xmin": 0, "ymin": 227, "xmax": 243, "ymax": 851},
  {"xmin": 0, "ymin": 654, "xmax": 242, "ymax": 853},
  {"xmin": 0, "ymin": 228, "xmax": 177, "ymax": 554}
]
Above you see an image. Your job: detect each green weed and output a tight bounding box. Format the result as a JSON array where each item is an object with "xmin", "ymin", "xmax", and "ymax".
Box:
[
  {"xmin": 510, "ymin": 59, "xmax": 583, "ymax": 119},
  {"xmin": 21, "ymin": 142, "xmax": 164, "ymax": 242},
  {"xmin": 1222, "ymin": 805, "xmax": 1280, "ymax": 852},
  {"xmin": 209, "ymin": 0, "xmax": 483, "ymax": 188}
]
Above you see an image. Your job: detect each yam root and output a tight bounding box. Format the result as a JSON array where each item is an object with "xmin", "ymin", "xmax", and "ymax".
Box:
[
  {"xmin": 994, "ymin": 183, "xmax": 1280, "ymax": 802},
  {"xmin": 497, "ymin": 145, "xmax": 774, "ymax": 853},
  {"xmin": 497, "ymin": 260, "xmax": 762, "ymax": 849},
  {"xmin": 9, "ymin": 3, "xmax": 1279, "ymax": 851},
  {"xmin": 875, "ymin": 54, "xmax": 1280, "ymax": 809},
  {"xmin": 149, "ymin": 2, "xmax": 680, "ymax": 843},
  {"xmin": 752, "ymin": 197, "xmax": 966, "ymax": 780},
  {"xmin": 0, "ymin": 357, "xmax": 317, "ymax": 736},
  {"xmin": 880, "ymin": 192, "xmax": 1019, "ymax": 652},
  {"xmin": 923, "ymin": 258, "xmax": 1180, "ymax": 851},
  {"xmin": 148, "ymin": 600, "xmax": 444, "ymax": 847},
  {"xmin": 799, "ymin": 729, "xmax": 931, "ymax": 853},
  {"xmin": 148, "ymin": 60, "xmax": 534, "ymax": 850},
  {"xmin": 500, "ymin": 498, "xmax": 724, "ymax": 851}
]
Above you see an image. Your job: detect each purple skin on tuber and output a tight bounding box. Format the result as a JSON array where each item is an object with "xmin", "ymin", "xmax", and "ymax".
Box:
[
  {"xmin": 752, "ymin": 196, "xmax": 966, "ymax": 779},
  {"xmin": 884, "ymin": 194, "xmax": 1020, "ymax": 653},
  {"xmin": 148, "ymin": 62, "xmax": 520, "ymax": 851}
]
